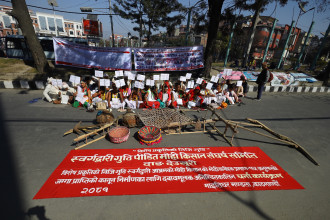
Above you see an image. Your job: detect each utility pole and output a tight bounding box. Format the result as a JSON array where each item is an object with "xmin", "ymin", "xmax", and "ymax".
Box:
[
  {"xmin": 224, "ymin": 21, "xmax": 236, "ymax": 67},
  {"xmin": 310, "ymin": 23, "xmax": 330, "ymax": 70},
  {"xmin": 108, "ymin": 0, "xmax": 115, "ymax": 47},
  {"xmin": 262, "ymin": 19, "xmax": 277, "ymax": 63},
  {"xmin": 277, "ymin": 20, "xmax": 295, "ymax": 69},
  {"xmin": 295, "ymin": 21, "xmax": 314, "ymax": 70}
]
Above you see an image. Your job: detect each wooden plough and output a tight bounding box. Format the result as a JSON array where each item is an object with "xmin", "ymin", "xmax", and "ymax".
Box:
[{"xmin": 163, "ymin": 106, "xmax": 319, "ymax": 166}]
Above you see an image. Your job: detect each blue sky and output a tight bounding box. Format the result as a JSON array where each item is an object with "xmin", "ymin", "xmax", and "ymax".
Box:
[{"xmin": 1, "ymin": 0, "xmax": 329, "ymax": 38}]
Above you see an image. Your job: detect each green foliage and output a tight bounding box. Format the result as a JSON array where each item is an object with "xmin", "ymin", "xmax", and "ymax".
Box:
[{"xmin": 113, "ymin": 0, "xmax": 184, "ymax": 42}]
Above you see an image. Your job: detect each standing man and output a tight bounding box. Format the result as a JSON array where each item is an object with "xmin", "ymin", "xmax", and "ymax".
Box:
[{"xmin": 256, "ymin": 62, "xmax": 270, "ymax": 101}]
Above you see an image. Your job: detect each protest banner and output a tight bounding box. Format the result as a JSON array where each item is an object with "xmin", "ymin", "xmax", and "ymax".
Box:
[
  {"xmin": 53, "ymin": 38, "xmax": 131, "ymax": 70},
  {"xmin": 134, "ymin": 46, "xmax": 204, "ymax": 71}
]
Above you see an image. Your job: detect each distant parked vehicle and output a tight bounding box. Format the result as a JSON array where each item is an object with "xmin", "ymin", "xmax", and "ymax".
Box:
[{"xmin": 0, "ymin": 35, "xmax": 92, "ymax": 60}]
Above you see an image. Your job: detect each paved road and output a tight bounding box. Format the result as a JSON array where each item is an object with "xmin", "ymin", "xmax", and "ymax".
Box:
[{"xmin": 1, "ymin": 89, "xmax": 330, "ymax": 220}]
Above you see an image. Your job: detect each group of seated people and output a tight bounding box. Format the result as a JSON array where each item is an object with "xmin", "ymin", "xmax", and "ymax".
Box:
[{"xmin": 43, "ymin": 75, "xmax": 248, "ymax": 111}]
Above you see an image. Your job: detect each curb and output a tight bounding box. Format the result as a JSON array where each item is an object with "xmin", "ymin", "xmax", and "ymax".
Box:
[{"xmin": 0, "ymin": 80, "xmax": 329, "ymax": 93}]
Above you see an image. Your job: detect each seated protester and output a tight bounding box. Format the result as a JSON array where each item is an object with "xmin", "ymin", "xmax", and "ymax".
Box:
[
  {"xmin": 200, "ymin": 83, "xmax": 215, "ymax": 105},
  {"xmin": 170, "ymin": 83, "xmax": 187, "ymax": 108},
  {"xmin": 73, "ymin": 80, "xmax": 93, "ymax": 110},
  {"xmin": 92, "ymin": 86, "xmax": 110, "ymax": 109},
  {"xmin": 180, "ymin": 81, "xmax": 187, "ymax": 91},
  {"xmin": 126, "ymin": 88, "xmax": 143, "ymax": 109},
  {"xmin": 236, "ymin": 75, "xmax": 248, "ymax": 97},
  {"xmin": 187, "ymin": 86, "xmax": 204, "ymax": 109},
  {"xmin": 213, "ymin": 83, "xmax": 226, "ymax": 104},
  {"xmin": 109, "ymin": 87, "xmax": 125, "ymax": 109},
  {"xmin": 85, "ymin": 76, "xmax": 98, "ymax": 95},
  {"xmin": 222, "ymin": 79, "xmax": 231, "ymax": 91},
  {"xmin": 43, "ymin": 77, "xmax": 60, "ymax": 103},
  {"xmin": 158, "ymin": 84, "xmax": 172, "ymax": 107},
  {"xmin": 143, "ymin": 86, "xmax": 161, "ymax": 109},
  {"xmin": 224, "ymin": 84, "xmax": 239, "ymax": 105},
  {"xmin": 119, "ymin": 84, "xmax": 131, "ymax": 106}
]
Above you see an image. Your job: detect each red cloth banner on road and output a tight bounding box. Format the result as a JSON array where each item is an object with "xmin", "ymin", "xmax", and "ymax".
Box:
[{"xmin": 34, "ymin": 147, "xmax": 303, "ymax": 199}]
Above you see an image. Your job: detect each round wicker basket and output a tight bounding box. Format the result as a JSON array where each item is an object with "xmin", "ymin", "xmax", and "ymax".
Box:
[
  {"xmin": 108, "ymin": 126, "xmax": 130, "ymax": 144},
  {"xmin": 138, "ymin": 126, "xmax": 162, "ymax": 145}
]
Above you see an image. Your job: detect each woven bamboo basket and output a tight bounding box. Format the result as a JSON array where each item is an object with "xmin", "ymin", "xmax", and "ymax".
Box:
[
  {"xmin": 108, "ymin": 126, "xmax": 130, "ymax": 144},
  {"xmin": 138, "ymin": 126, "xmax": 162, "ymax": 145}
]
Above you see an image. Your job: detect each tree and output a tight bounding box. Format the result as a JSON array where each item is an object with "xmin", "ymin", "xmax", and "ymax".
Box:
[
  {"xmin": 113, "ymin": 0, "xmax": 184, "ymax": 44},
  {"xmin": 202, "ymin": 0, "xmax": 225, "ymax": 78},
  {"xmin": 235, "ymin": 0, "xmax": 289, "ymax": 68},
  {"xmin": 10, "ymin": 0, "xmax": 50, "ymax": 73}
]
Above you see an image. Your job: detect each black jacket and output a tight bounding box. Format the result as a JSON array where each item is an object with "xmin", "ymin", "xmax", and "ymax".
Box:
[{"xmin": 256, "ymin": 69, "xmax": 269, "ymax": 85}]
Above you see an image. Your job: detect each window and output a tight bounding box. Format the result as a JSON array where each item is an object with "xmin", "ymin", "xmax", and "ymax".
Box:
[
  {"xmin": 39, "ymin": 16, "xmax": 47, "ymax": 30},
  {"xmin": 76, "ymin": 25, "xmax": 79, "ymax": 29},
  {"xmin": 3, "ymin": 16, "xmax": 11, "ymax": 28},
  {"xmin": 65, "ymin": 24, "xmax": 67, "ymax": 27},
  {"xmin": 56, "ymin": 19, "xmax": 63, "ymax": 32},
  {"xmin": 47, "ymin": 17, "xmax": 55, "ymax": 31},
  {"xmin": 69, "ymin": 30, "xmax": 74, "ymax": 35}
]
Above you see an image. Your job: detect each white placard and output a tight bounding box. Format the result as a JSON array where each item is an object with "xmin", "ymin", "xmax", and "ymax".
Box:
[
  {"xmin": 74, "ymin": 76, "xmax": 81, "ymax": 84},
  {"xmin": 105, "ymin": 79, "xmax": 111, "ymax": 87},
  {"xmin": 115, "ymin": 70, "xmax": 124, "ymax": 77},
  {"xmin": 153, "ymin": 75, "xmax": 160, "ymax": 80},
  {"xmin": 177, "ymin": 98, "xmax": 183, "ymax": 105},
  {"xmin": 180, "ymin": 76, "xmax": 186, "ymax": 82},
  {"xmin": 137, "ymin": 74, "xmax": 145, "ymax": 81},
  {"xmin": 135, "ymin": 81, "xmax": 144, "ymax": 89},
  {"xmin": 196, "ymin": 78, "xmax": 203, "ymax": 84},
  {"xmin": 69, "ymin": 75, "xmax": 75, "ymax": 83},
  {"xmin": 206, "ymin": 82, "xmax": 213, "ymax": 90},
  {"xmin": 160, "ymin": 73, "xmax": 169, "ymax": 81},
  {"xmin": 210, "ymin": 76, "xmax": 219, "ymax": 83},
  {"xmin": 124, "ymin": 71, "xmax": 130, "ymax": 77},
  {"xmin": 99, "ymin": 79, "xmax": 105, "ymax": 86},
  {"xmin": 128, "ymin": 72, "xmax": 136, "ymax": 80},
  {"xmin": 187, "ymin": 80, "xmax": 195, "ymax": 89},
  {"xmin": 119, "ymin": 79, "xmax": 126, "ymax": 87},
  {"xmin": 236, "ymin": 81, "xmax": 243, "ymax": 87},
  {"xmin": 186, "ymin": 73, "xmax": 192, "ymax": 79},
  {"xmin": 95, "ymin": 70, "xmax": 103, "ymax": 78},
  {"xmin": 115, "ymin": 80, "xmax": 121, "ymax": 88},
  {"xmin": 61, "ymin": 95, "xmax": 69, "ymax": 104},
  {"xmin": 56, "ymin": 79, "xmax": 63, "ymax": 88},
  {"xmin": 51, "ymin": 79, "xmax": 57, "ymax": 87},
  {"xmin": 149, "ymin": 79, "xmax": 155, "ymax": 86}
]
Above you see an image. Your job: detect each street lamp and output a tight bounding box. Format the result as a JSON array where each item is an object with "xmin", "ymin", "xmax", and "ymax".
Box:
[{"xmin": 48, "ymin": 0, "xmax": 59, "ymax": 36}]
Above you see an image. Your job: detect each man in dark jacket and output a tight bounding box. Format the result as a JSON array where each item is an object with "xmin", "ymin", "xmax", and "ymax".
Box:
[{"xmin": 256, "ymin": 62, "xmax": 270, "ymax": 100}]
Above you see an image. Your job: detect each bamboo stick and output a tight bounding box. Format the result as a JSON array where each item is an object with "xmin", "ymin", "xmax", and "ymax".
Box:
[
  {"xmin": 207, "ymin": 107, "xmax": 237, "ymax": 133},
  {"xmin": 246, "ymin": 118, "xmax": 319, "ymax": 166},
  {"xmin": 165, "ymin": 130, "xmax": 217, "ymax": 135},
  {"xmin": 75, "ymin": 135, "xmax": 106, "ymax": 150},
  {"xmin": 208, "ymin": 123, "xmax": 233, "ymax": 146},
  {"xmin": 74, "ymin": 122, "xmax": 114, "ymax": 142}
]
